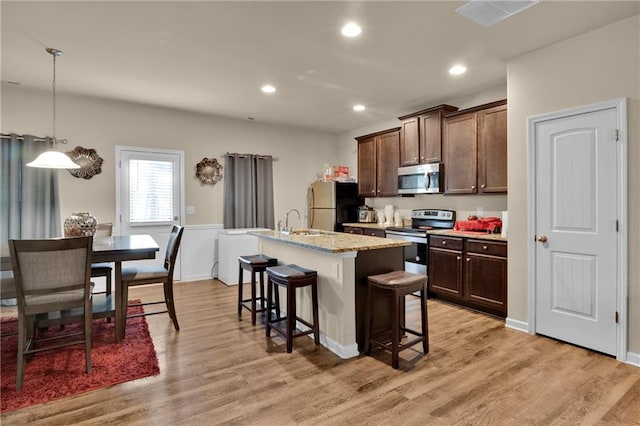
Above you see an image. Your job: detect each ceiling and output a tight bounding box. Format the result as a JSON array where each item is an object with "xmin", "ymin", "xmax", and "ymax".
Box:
[{"xmin": 2, "ymin": 1, "xmax": 638, "ymax": 133}]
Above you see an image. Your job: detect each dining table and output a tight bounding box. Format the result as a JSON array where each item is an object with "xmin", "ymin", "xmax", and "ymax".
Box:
[
  {"xmin": 92, "ymin": 234, "xmax": 159, "ymax": 342},
  {"xmin": 1, "ymin": 234, "xmax": 159, "ymax": 342}
]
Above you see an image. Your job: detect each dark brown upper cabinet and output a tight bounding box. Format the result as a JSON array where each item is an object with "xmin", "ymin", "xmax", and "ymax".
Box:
[
  {"xmin": 356, "ymin": 128, "xmax": 400, "ymax": 198},
  {"xmin": 443, "ymin": 100, "xmax": 507, "ymax": 194},
  {"xmin": 398, "ymin": 104, "xmax": 458, "ymax": 166}
]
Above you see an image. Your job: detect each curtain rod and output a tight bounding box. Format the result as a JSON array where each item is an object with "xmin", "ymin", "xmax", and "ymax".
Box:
[
  {"xmin": 221, "ymin": 152, "xmax": 279, "ymax": 161},
  {"xmin": 0, "ymin": 133, "xmax": 63, "ymax": 144}
]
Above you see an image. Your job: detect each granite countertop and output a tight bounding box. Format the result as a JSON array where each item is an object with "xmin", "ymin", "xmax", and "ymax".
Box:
[
  {"xmin": 427, "ymin": 229, "xmax": 508, "ymax": 242},
  {"xmin": 250, "ymin": 230, "xmax": 410, "ymax": 253}
]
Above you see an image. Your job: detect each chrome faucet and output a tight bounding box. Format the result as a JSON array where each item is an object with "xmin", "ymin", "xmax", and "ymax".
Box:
[{"xmin": 285, "ymin": 208, "xmax": 301, "ymax": 231}]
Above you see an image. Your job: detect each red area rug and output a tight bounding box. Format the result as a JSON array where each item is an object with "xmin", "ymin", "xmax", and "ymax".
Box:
[{"xmin": 1, "ymin": 303, "xmax": 160, "ymax": 413}]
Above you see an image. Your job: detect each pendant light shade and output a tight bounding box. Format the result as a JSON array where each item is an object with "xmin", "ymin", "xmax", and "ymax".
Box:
[
  {"xmin": 27, "ymin": 148, "xmax": 80, "ymax": 169},
  {"xmin": 26, "ymin": 48, "xmax": 80, "ymax": 169}
]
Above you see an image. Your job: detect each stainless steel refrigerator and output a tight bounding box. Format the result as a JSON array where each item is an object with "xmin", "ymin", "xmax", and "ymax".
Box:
[{"xmin": 307, "ymin": 181, "xmax": 362, "ymax": 232}]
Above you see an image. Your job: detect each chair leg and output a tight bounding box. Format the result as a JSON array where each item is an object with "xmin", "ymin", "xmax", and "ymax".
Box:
[
  {"xmin": 266, "ymin": 278, "xmax": 273, "ymax": 337},
  {"xmin": 84, "ymin": 309, "xmax": 93, "ymax": 373},
  {"xmin": 311, "ymin": 282, "xmax": 320, "ymax": 346},
  {"xmin": 237, "ymin": 264, "xmax": 244, "ymax": 316},
  {"xmin": 164, "ymin": 280, "xmax": 180, "ymax": 331},
  {"xmin": 421, "ymin": 286, "xmax": 429, "ymax": 354},
  {"xmin": 364, "ymin": 284, "xmax": 373, "ymax": 356},
  {"xmin": 391, "ymin": 292, "xmax": 400, "ymax": 369},
  {"xmin": 286, "ymin": 284, "xmax": 295, "ymax": 353},
  {"xmin": 259, "ymin": 271, "xmax": 266, "ymax": 312},
  {"xmin": 16, "ymin": 315, "xmax": 26, "ymax": 391},
  {"xmin": 105, "ymin": 271, "xmax": 112, "ymax": 296},
  {"xmin": 250, "ymin": 271, "xmax": 257, "ymax": 326}
]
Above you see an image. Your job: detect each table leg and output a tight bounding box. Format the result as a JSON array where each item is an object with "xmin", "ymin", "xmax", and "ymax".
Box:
[{"xmin": 115, "ymin": 261, "xmax": 124, "ymax": 342}]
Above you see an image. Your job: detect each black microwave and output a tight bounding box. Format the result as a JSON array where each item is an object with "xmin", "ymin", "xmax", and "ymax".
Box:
[{"xmin": 397, "ymin": 163, "xmax": 444, "ymax": 194}]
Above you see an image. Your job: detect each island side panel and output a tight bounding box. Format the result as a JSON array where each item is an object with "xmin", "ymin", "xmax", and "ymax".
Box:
[
  {"xmin": 354, "ymin": 246, "xmax": 405, "ymax": 352},
  {"xmin": 258, "ymin": 238, "xmax": 359, "ymax": 359}
]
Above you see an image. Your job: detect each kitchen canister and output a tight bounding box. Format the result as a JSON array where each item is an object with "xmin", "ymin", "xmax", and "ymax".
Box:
[
  {"xmin": 501, "ymin": 211, "xmax": 509, "ymax": 238},
  {"xmin": 64, "ymin": 212, "xmax": 98, "ymax": 237},
  {"xmin": 384, "ymin": 205, "xmax": 394, "ymax": 226}
]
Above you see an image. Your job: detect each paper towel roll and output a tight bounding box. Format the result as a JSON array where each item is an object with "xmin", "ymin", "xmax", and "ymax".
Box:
[{"xmin": 501, "ymin": 211, "xmax": 508, "ymax": 238}]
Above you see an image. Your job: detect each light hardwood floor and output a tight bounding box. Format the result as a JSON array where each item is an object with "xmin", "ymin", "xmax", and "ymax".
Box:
[{"xmin": 2, "ymin": 279, "xmax": 639, "ymax": 425}]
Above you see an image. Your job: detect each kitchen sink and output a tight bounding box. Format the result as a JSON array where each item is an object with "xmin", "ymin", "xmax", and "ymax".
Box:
[{"xmin": 281, "ymin": 229, "xmax": 330, "ymax": 236}]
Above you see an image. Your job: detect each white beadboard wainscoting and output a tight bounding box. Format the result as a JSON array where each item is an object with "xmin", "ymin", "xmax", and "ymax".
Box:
[{"xmin": 179, "ymin": 224, "xmax": 223, "ymax": 282}]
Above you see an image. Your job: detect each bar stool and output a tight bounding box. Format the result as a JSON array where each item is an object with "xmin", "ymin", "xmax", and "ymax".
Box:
[
  {"xmin": 265, "ymin": 264, "xmax": 320, "ymax": 353},
  {"xmin": 364, "ymin": 270, "xmax": 429, "ymax": 369},
  {"xmin": 237, "ymin": 254, "xmax": 279, "ymax": 325}
]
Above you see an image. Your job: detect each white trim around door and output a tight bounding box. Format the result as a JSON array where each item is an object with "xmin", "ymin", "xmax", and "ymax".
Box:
[{"xmin": 527, "ymin": 98, "xmax": 628, "ymax": 362}]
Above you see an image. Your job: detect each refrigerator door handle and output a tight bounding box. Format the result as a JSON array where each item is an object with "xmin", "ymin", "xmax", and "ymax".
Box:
[{"xmin": 308, "ymin": 187, "xmax": 315, "ymax": 228}]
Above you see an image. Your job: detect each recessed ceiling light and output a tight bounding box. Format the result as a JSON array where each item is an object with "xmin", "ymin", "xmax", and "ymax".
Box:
[
  {"xmin": 353, "ymin": 104, "xmax": 366, "ymax": 112},
  {"xmin": 341, "ymin": 22, "xmax": 362, "ymax": 37},
  {"xmin": 261, "ymin": 84, "xmax": 276, "ymax": 94},
  {"xmin": 449, "ymin": 65, "xmax": 467, "ymax": 75}
]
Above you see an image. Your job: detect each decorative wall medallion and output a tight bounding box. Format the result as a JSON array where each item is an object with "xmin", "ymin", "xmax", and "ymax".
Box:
[
  {"xmin": 66, "ymin": 146, "xmax": 103, "ymax": 179},
  {"xmin": 196, "ymin": 157, "xmax": 223, "ymax": 185}
]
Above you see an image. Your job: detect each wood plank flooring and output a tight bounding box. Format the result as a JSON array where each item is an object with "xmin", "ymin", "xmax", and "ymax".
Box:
[{"xmin": 2, "ymin": 279, "xmax": 639, "ymax": 425}]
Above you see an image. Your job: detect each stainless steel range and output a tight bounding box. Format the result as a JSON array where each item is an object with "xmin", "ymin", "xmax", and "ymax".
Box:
[{"xmin": 385, "ymin": 209, "xmax": 455, "ymax": 275}]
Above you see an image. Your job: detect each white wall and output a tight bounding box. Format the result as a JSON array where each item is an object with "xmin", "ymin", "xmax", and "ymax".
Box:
[
  {"xmin": 507, "ymin": 15, "xmax": 640, "ymax": 354},
  {"xmin": 1, "ymin": 86, "xmax": 339, "ymax": 229}
]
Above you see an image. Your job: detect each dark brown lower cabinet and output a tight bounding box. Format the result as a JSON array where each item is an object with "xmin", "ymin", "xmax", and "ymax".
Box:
[{"xmin": 428, "ymin": 236, "xmax": 507, "ymax": 317}]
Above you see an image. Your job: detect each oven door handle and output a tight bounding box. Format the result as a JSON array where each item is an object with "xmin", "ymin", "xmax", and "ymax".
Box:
[{"xmin": 385, "ymin": 231, "xmax": 428, "ymax": 244}]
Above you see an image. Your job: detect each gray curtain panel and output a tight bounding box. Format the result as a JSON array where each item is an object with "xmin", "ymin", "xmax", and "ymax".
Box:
[
  {"xmin": 0, "ymin": 134, "xmax": 62, "ymax": 243},
  {"xmin": 223, "ymin": 153, "xmax": 274, "ymax": 229}
]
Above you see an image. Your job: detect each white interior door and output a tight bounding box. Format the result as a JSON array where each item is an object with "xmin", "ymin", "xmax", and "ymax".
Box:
[
  {"xmin": 533, "ymin": 107, "xmax": 619, "ymax": 356},
  {"xmin": 116, "ymin": 146, "xmax": 184, "ymax": 279}
]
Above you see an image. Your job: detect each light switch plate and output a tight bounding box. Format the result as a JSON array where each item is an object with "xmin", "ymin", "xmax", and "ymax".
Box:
[{"xmin": 186, "ymin": 206, "xmax": 196, "ymax": 214}]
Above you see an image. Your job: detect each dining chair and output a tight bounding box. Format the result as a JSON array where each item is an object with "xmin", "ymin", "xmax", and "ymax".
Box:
[
  {"xmin": 121, "ymin": 225, "xmax": 184, "ymax": 333},
  {"xmin": 91, "ymin": 222, "xmax": 113, "ymax": 295},
  {"xmin": 9, "ymin": 236, "xmax": 93, "ymax": 391}
]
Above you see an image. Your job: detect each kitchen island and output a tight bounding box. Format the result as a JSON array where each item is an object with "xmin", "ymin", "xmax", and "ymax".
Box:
[{"xmin": 250, "ymin": 230, "xmax": 409, "ymax": 359}]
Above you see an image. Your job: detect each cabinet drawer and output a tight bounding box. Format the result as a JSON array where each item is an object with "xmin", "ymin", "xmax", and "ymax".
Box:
[
  {"xmin": 344, "ymin": 227, "xmax": 363, "ymax": 235},
  {"xmin": 466, "ymin": 240, "xmax": 507, "ymax": 257},
  {"xmin": 363, "ymin": 229, "xmax": 386, "ymax": 238},
  {"xmin": 429, "ymin": 236, "xmax": 463, "ymax": 250}
]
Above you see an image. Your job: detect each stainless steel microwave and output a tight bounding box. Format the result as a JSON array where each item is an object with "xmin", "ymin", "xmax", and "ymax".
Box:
[{"xmin": 397, "ymin": 163, "xmax": 443, "ymax": 194}]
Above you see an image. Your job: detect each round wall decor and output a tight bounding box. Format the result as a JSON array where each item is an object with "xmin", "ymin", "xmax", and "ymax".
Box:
[
  {"xmin": 196, "ymin": 157, "xmax": 223, "ymax": 185},
  {"xmin": 66, "ymin": 146, "xmax": 103, "ymax": 179}
]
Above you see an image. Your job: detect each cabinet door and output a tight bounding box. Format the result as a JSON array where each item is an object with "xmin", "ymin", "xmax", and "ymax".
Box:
[
  {"xmin": 428, "ymin": 248, "xmax": 463, "ymax": 298},
  {"xmin": 465, "ymin": 253, "xmax": 507, "ymax": 316},
  {"xmin": 376, "ymin": 131, "xmax": 400, "ymax": 197},
  {"xmin": 478, "ymin": 104, "xmax": 507, "ymax": 193},
  {"xmin": 443, "ymin": 112, "xmax": 477, "ymax": 194},
  {"xmin": 420, "ymin": 111, "xmax": 443, "ymax": 164},
  {"xmin": 357, "ymin": 137, "xmax": 376, "ymax": 197},
  {"xmin": 400, "ymin": 117, "xmax": 420, "ymax": 166}
]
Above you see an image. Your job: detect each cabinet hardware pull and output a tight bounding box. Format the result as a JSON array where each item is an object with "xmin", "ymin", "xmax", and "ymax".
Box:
[
  {"xmin": 483, "ymin": 245, "xmax": 488, "ymax": 250},
  {"xmin": 471, "ymin": 185, "xmax": 476, "ymax": 190},
  {"xmin": 414, "ymin": 157, "xmax": 418, "ymax": 161},
  {"xmin": 442, "ymin": 241, "xmax": 447, "ymax": 245},
  {"xmin": 466, "ymin": 258, "xmax": 470, "ymax": 262},
  {"xmin": 457, "ymin": 256, "xmax": 461, "ymax": 261},
  {"xmin": 481, "ymin": 184, "xmax": 486, "ymax": 189}
]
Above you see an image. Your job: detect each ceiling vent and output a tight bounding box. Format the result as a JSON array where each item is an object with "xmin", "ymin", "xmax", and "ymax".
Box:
[{"xmin": 456, "ymin": 0, "xmax": 541, "ymax": 27}]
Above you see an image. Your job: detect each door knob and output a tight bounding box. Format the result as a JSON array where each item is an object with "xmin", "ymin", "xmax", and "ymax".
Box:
[{"xmin": 537, "ymin": 235, "xmax": 548, "ymax": 243}]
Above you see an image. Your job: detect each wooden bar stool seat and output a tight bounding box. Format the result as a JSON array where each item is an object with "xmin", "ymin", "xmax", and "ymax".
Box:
[
  {"xmin": 265, "ymin": 264, "xmax": 320, "ymax": 353},
  {"xmin": 364, "ymin": 270, "xmax": 429, "ymax": 369},
  {"xmin": 237, "ymin": 254, "xmax": 279, "ymax": 325}
]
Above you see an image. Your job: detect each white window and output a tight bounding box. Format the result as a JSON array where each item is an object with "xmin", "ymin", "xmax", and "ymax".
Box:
[{"xmin": 129, "ymin": 159, "xmax": 174, "ymax": 224}]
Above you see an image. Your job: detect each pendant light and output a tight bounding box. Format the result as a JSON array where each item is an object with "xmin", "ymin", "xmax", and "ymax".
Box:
[{"xmin": 27, "ymin": 48, "xmax": 80, "ymax": 169}]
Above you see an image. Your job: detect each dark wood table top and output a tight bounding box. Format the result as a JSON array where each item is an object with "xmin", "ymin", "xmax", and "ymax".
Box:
[{"xmin": 92, "ymin": 234, "xmax": 159, "ymax": 263}]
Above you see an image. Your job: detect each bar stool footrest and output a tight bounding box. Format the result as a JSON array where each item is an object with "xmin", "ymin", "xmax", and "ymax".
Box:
[{"xmin": 268, "ymin": 316, "xmax": 315, "ymax": 339}]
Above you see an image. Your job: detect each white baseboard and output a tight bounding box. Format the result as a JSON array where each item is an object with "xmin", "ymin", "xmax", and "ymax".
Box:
[
  {"xmin": 297, "ymin": 321, "xmax": 359, "ymax": 359},
  {"xmin": 626, "ymin": 351, "xmax": 640, "ymax": 367},
  {"xmin": 505, "ymin": 317, "xmax": 529, "ymax": 333},
  {"xmin": 180, "ymin": 274, "xmax": 214, "ymax": 283}
]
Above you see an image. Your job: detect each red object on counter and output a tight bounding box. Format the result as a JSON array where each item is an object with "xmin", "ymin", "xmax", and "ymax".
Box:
[{"xmin": 454, "ymin": 217, "xmax": 502, "ymax": 233}]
